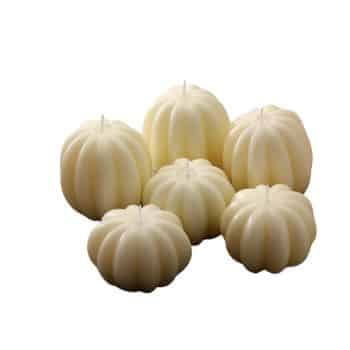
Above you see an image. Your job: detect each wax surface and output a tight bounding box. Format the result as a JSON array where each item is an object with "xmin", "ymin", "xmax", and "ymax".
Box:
[
  {"xmin": 143, "ymin": 159, "xmax": 235, "ymax": 244},
  {"xmin": 143, "ymin": 83, "xmax": 230, "ymax": 170},
  {"xmin": 61, "ymin": 119, "xmax": 152, "ymax": 220},
  {"xmin": 88, "ymin": 204, "xmax": 192, "ymax": 292},
  {"xmin": 220, "ymin": 184, "xmax": 316, "ymax": 273},
  {"xmin": 223, "ymin": 105, "xmax": 312, "ymax": 192}
]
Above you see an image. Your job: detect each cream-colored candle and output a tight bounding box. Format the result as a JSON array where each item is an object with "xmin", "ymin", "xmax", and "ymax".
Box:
[
  {"xmin": 61, "ymin": 117, "xmax": 152, "ymax": 220},
  {"xmin": 223, "ymin": 105, "xmax": 312, "ymax": 193},
  {"xmin": 220, "ymin": 185, "xmax": 316, "ymax": 273},
  {"xmin": 88, "ymin": 204, "xmax": 192, "ymax": 292},
  {"xmin": 143, "ymin": 159, "xmax": 235, "ymax": 244},
  {"xmin": 143, "ymin": 82, "xmax": 230, "ymax": 170}
]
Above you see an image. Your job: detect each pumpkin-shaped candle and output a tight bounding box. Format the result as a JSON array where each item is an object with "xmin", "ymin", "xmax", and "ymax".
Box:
[
  {"xmin": 223, "ymin": 105, "xmax": 312, "ymax": 192},
  {"xmin": 88, "ymin": 204, "xmax": 192, "ymax": 292},
  {"xmin": 61, "ymin": 117, "xmax": 152, "ymax": 220},
  {"xmin": 143, "ymin": 159, "xmax": 235, "ymax": 244},
  {"xmin": 220, "ymin": 185, "xmax": 317, "ymax": 273},
  {"xmin": 144, "ymin": 82, "xmax": 230, "ymax": 170}
]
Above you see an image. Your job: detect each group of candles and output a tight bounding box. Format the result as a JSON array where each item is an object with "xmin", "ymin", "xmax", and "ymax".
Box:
[{"xmin": 61, "ymin": 82, "xmax": 316, "ymax": 292}]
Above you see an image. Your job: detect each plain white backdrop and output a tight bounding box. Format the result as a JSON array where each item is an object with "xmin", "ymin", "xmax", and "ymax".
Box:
[{"xmin": 0, "ymin": 0, "xmax": 348, "ymax": 349}]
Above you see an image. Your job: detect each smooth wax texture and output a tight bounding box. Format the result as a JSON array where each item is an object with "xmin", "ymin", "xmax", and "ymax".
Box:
[
  {"xmin": 61, "ymin": 118, "xmax": 152, "ymax": 220},
  {"xmin": 223, "ymin": 105, "xmax": 312, "ymax": 192},
  {"xmin": 143, "ymin": 159, "xmax": 235, "ymax": 244},
  {"xmin": 88, "ymin": 205, "xmax": 192, "ymax": 292},
  {"xmin": 143, "ymin": 83, "xmax": 230, "ymax": 170},
  {"xmin": 220, "ymin": 185, "xmax": 316, "ymax": 273}
]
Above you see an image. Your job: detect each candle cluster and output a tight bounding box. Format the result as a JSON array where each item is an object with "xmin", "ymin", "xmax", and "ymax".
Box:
[{"xmin": 61, "ymin": 82, "xmax": 316, "ymax": 292}]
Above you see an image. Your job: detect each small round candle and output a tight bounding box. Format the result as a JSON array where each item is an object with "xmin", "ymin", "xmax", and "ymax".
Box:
[
  {"xmin": 61, "ymin": 117, "xmax": 152, "ymax": 220},
  {"xmin": 143, "ymin": 158, "xmax": 235, "ymax": 244},
  {"xmin": 223, "ymin": 105, "xmax": 312, "ymax": 193},
  {"xmin": 143, "ymin": 82, "xmax": 230, "ymax": 170},
  {"xmin": 88, "ymin": 204, "xmax": 192, "ymax": 292},
  {"xmin": 220, "ymin": 185, "xmax": 316, "ymax": 273}
]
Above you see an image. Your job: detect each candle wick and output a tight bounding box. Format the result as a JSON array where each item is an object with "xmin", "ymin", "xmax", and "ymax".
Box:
[
  {"xmin": 259, "ymin": 108, "xmax": 264, "ymax": 118},
  {"xmin": 264, "ymin": 187, "xmax": 270, "ymax": 204},
  {"xmin": 182, "ymin": 80, "xmax": 186, "ymax": 96},
  {"xmin": 138, "ymin": 206, "xmax": 143, "ymax": 224},
  {"xmin": 100, "ymin": 114, "xmax": 105, "ymax": 132},
  {"xmin": 185, "ymin": 160, "xmax": 190, "ymax": 178}
]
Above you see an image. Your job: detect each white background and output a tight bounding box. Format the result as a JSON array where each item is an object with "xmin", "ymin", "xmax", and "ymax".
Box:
[{"xmin": 0, "ymin": 1, "xmax": 348, "ymax": 349}]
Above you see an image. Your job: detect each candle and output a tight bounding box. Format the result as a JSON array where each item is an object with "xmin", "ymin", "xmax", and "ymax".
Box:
[
  {"xmin": 143, "ymin": 158, "xmax": 235, "ymax": 244},
  {"xmin": 143, "ymin": 82, "xmax": 230, "ymax": 170},
  {"xmin": 220, "ymin": 185, "xmax": 316, "ymax": 273},
  {"xmin": 88, "ymin": 204, "xmax": 192, "ymax": 292},
  {"xmin": 223, "ymin": 105, "xmax": 312, "ymax": 193},
  {"xmin": 61, "ymin": 116, "xmax": 152, "ymax": 220}
]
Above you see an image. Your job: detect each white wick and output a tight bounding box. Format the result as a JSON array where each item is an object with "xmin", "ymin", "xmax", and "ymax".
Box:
[
  {"xmin": 264, "ymin": 186, "xmax": 270, "ymax": 204},
  {"xmin": 259, "ymin": 107, "xmax": 264, "ymax": 119},
  {"xmin": 182, "ymin": 80, "xmax": 187, "ymax": 96},
  {"xmin": 185, "ymin": 160, "xmax": 190, "ymax": 178},
  {"xmin": 100, "ymin": 114, "xmax": 105, "ymax": 132},
  {"xmin": 138, "ymin": 206, "xmax": 143, "ymax": 224}
]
